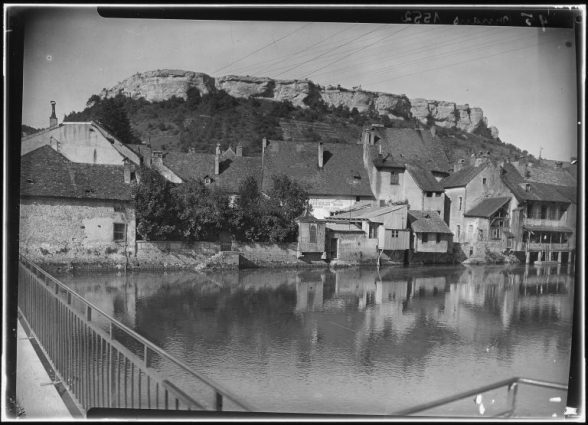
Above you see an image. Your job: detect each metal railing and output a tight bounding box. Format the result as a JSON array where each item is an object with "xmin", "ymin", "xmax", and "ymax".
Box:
[
  {"xmin": 391, "ymin": 377, "xmax": 568, "ymax": 418},
  {"xmin": 18, "ymin": 255, "xmax": 255, "ymax": 416}
]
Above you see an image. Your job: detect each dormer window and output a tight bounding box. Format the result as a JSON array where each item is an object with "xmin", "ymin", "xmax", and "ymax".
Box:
[{"xmin": 204, "ymin": 177, "xmax": 212, "ymax": 185}]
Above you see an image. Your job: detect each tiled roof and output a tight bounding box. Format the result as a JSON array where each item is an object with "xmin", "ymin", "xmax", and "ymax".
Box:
[
  {"xmin": 20, "ymin": 145, "xmax": 132, "ymax": 201},
  {"xmin": 261, "ymin": 140, "xmax": 374, "ymax": 197},
  {"xmin": 406, "ymin": 164, "xmax": 445, "ymax": 192},
  {"xmin": 464, "ymin": 197, "xmax": 511, "ymax": 218},
  {"xmin": 296, "ymin": 208, "xmax": 322, "ymax": 223},
  {"xmin": 500, "ymin": 163, "xmax": 571, "ymax": 203},
  {"xmin": 407, "ymin": 210, "xmax": 453, "ymax": 234},
  {"xmin": 162, "ymin": 151, "xmax": 263, "ymax": 193},
  {"xmin": 565, "ymin": 164, "xmax": 577, "ymax": 181},
  {"xmin": 550, "ymin": 185, "xmax": 577, "ymax": 204},
  {"xmin": 441, "ymin": 165, "xmax": 486, "ymax": 188},
  {"xmin": 369, "ymin": 127, "xmax": 452, "ymax": 173},
  {"xmin": 526, "ymin": 163, "xmax": 577, "ymax": 186}
]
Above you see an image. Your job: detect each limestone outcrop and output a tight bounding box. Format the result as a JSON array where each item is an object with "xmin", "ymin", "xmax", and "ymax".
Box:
[
  {"xmin": 98, "ymin": 70, "xmax": 215, "ymax": 103},
  {"xmin": 97, "ymin": 69, "xmax": 492, "ymax": 133}
]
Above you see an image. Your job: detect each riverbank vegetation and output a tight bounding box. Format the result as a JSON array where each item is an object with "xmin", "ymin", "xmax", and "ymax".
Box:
[{"xmin": 132, "ymin": 166, "xmax": 309, "ymax": 244}]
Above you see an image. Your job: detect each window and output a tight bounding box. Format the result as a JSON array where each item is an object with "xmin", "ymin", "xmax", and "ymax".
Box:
[
  {"xmin": 356, "ymin": 196, "xmax": 361, "ymax": 202},
  {"xmin": 482, "ymin": 178, "xmax": 487, "ymax": 185},
  {"xmin": 422, "ymin": 233, "xmax": 429, "ymax": 243},
  {"xmin": 435, "ymin": 192, "xmax": 442, "ymax": 197},
  {"xmin": 436, "ymin": 233, "xmax": 441, "ymax": 243},
  {"xmin": 309, "ymin": 224, "xmax": 317, "ymax": 244},
  {"xmin": 204, "ymin": 177, "xmax": 211, "ymax": 185},
  {"xmin": 458, "ymin": 197, "xmax": 463, "ymax": 211},
  {"xmin": 457, "ymin": 225, "xmax": 461, "ymax": 240},
  {"xmin": 390, "ymin": 230, "xmax": 399, "ymax": 238},
  {"xmin": 113, "ymin": 223, "xmax": 125, "ymax": 241},
  {"xmin": 390, "ymin": 171, "xmax": 399, "ymax": 185},
  {"xmin": 114, "ymin": 204, "xmax": 124, "ymax": 213},
  {"xmin": 426, "ymin": 192, "xmax": 433, "ymax": 197}
]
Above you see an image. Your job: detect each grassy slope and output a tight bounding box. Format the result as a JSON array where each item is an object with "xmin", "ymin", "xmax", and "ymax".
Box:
[{"xmin": 63, "ymin": 93, "xmax": 527, "ymax": 164}]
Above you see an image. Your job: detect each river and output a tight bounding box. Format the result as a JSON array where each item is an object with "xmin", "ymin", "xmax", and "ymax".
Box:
[{"xmin": 58, "ymin": 263, "xmax": 575, "ymax": 418}]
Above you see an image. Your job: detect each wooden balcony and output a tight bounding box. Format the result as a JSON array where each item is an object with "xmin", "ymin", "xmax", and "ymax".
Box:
[
  {"xmin": 526, "ymin": 242, "xmax": 572, "ymax": 251},
  {"xmin": 523, "ymin": 218, "xmax": 566, "ymax": 228}
]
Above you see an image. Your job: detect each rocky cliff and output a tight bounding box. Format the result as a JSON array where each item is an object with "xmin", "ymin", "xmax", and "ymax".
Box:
[{"xmin": 98, "ymin": 69, "xmax": 492, "ymax": 134}]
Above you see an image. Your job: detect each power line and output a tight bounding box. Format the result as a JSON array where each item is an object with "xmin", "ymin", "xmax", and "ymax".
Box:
[
  {"xmin": 272, "ymin": 24, "xmax": 389, "ymax": 79},
  {"xmin": 228, "ymin": 23, "xmax": 356, "ymax": 76},
  {"xmin": 367, "ymin": 35, "xmax": 562, "ymax": 87},
  {"xmin": 301, "ymin": 25, "xmax": 414, "ymax": 80},
  {"xmin": 332, "ymin": 29, "xmax": 540, "ymax": 86},
  {"xmin": 213, "ymin": 22, "xmax": 313, "ymax": 75}
]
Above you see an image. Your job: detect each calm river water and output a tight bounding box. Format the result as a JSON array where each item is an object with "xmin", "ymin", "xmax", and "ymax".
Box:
[{"xmin": 58, "ymin": 264, "xmax": 575, "ymax": 418}]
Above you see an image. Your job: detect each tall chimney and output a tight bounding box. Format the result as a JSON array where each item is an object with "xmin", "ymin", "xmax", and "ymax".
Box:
[
  {"xmin": 262, "ymin": 138, "xmax": 268, "ymax": 150},
  {"xmin": 123, "ymin": 158, "xmax": 131, "ymax": 183},
  {"xmin": 236, "ymin": 143, "xmax": 243, "ymax": 157},
  {"xmin": 215, "ymin": 143, "xmax": 221, "ymax": 175},
  {"xmin": 50, "ymin": 101, "xmax": 58, "ymax": 128},
  {"xmin": 318, "ymin": 142, "xmax": 324, "ymax": 168}
]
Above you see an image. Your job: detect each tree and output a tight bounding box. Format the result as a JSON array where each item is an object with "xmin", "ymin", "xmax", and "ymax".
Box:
[
  {"xmin": 132, "ymin": 166, "xmax": 178, "ymax": 241},
  {"xmin": 171, "ymin": 180, "xmax": 232, "ymax": 242},
  {"xmin": 97, "ymin": 97, "xmax": 140, "ymax": 144},
  {"xmin": 267, "ymin": 174, "xmax": 309, "ymax": 242}
]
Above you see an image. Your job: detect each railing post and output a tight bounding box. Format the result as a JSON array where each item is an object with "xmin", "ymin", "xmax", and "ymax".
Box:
[
  {"xmin": 86, "ymin": 306, "xmax": 92, "ymax": 322},
  {"xmin": 506, "ymin": 382, "xmax": 518, "ymax": 418},
  {"xmin": 216, "ymin": 392, "xmax": 223, "ymax": 411}
]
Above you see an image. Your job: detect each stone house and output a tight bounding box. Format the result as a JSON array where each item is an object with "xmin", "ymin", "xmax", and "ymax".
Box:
[
  {"xmin": 407, "ymin": 210, "xmax": 453, "ymax": 253},
  {"xmin": 500, "ymin": 162, "xmax": 576, "ymax": 264},
  {"xmin": 21, "ymin": 102, "xmax": 141, "ymax": 167},
  {"xmin": 462, "ymin": 197, "xmax": 513, "ymax": 257},
  {"xmin": 20, "ymin": 145, "xmax": 136, "ymax": 262},
  {"xmin": 361, "ymin": 125, "xmax": 451, "ymax": 220},
  {"xmin": 441, "ymin": 161, "xmax": 513, "ymax": 243},
  {"xmin": 261, "ymin": 139, "xmax": 375, "ymax": 219}
]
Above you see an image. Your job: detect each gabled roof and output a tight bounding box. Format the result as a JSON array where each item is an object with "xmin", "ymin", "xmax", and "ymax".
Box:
[
  {"xmin": 407, "ymin": 210, "xmax": 453, "ymax": 234},
  {"xmin": 296, "ymin": 208, "xmax": 322, "ymax": 223},
  {"xmin": 20, "ymin": 145, "xmax": 132, "ymax": 201},
  {"xmin": 441, "ymin": 165, "xmax": 486, "ymax": 188},
  {"xmin": 525, "ymin": 163, "xmax": 577, "ymax": 186},
  {"xmin": 368, "ymin": 127, "xmax": 452, "ymax": 173},
  {"xmin": 162, "ymin": 150, "xmax": 263, "ymax": 193},
  {"xmin": 500, "ymin": 163, "xmax": 571, "ymax": 203},
  {"xmin": 464, "ymin": 197, "xmax": 511, "ymax": 218},
  {"xmin": 550, "ymin": 185, "xmax": 577, "ymax": 204},
  {"xmin": 406, "ymin": 164, "xmax": 445, "ymax": 192},
  {"xmin": 262, "ymin": 140, "xmax": 373, "ymax": 197}
]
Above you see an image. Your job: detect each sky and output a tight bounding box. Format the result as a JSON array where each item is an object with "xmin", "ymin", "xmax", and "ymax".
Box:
[{"xmin": 17, "ymin": 6, "xmax": 581, "ymax": 162}]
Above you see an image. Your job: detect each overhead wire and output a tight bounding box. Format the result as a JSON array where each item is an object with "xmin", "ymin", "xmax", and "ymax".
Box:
[
  {"xmin": 272, "ymin": 24, "xmax": 390, "ymax": 79},
  {"xmin": 213, "ymin": 22, "xmax": 313, "ymax": 75}
]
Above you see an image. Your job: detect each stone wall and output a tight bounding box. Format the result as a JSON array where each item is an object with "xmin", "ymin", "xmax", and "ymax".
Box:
[
  {"xmin": 234, "ymin": 242, "xmax": 323, "ymax": 268},
  {"xmin": 20, "ymin": 197, "xmax": 136, "ymax": 266}
]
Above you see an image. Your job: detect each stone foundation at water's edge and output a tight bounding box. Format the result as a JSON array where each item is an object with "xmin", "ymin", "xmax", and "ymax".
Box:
[{"xmin": 21, "ymin": 242, "xmax": 467, "ymax": 273}]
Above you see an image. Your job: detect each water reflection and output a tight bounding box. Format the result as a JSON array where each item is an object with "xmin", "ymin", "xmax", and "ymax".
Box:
[{"xmin": 58, "ymin": 264, "xmax": 574, "ymax": 416}]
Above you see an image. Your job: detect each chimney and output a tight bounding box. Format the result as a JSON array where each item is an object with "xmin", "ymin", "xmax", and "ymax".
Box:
[
  {"xmin": 152, "ymin": 151, "xmax": 163, "ymax": 166},
  {"xmin": 236, "ymin": 143, "xmax": 243, "ymax": 157},
  {"xmin": 50, "ymin": 101, "xmax": 58, "ymax": 128},
  {"xmin": 555, "ymin": 161, "xmax": 563, "ymax": 169},
  {"xmin": 262, "ymin": 137, "xmax": 268, "ymax": 150},
  {"xmin": 318, "ymin": 142, "xmax": 324, "ymax": 168},
  {"xmin": 123, "ymin": 158, "xmax": 131, "ymax": 183},
  {"xmin": 215, "ymin": 143, "xmax": 221, "ymax": 175},
  {"xmin": 525, "ymin": 183, "xmax": 531, "ymax": 192}
]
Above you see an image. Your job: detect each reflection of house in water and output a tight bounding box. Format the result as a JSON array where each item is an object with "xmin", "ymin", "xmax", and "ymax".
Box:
[{"xmin": 295, "ymin": 271, "xmax": 326, "ymax": 312}]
